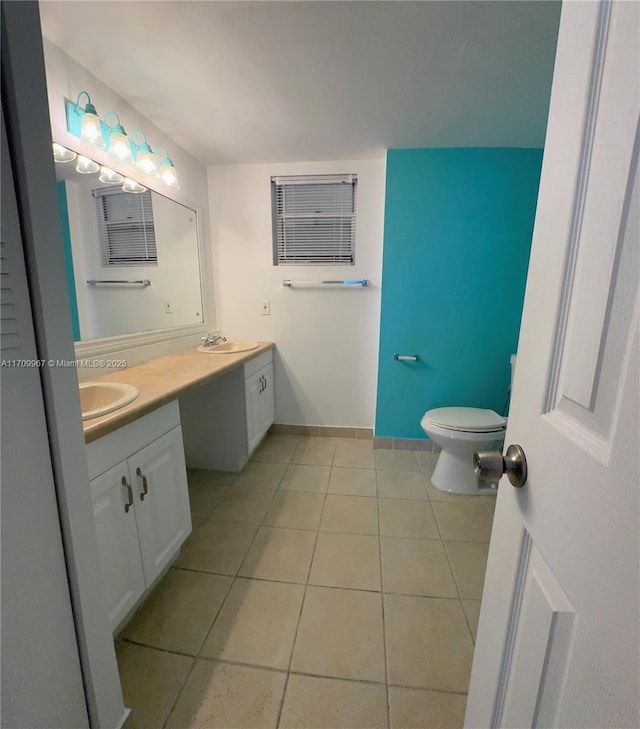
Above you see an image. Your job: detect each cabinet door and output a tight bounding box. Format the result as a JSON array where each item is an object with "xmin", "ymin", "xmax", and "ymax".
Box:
[
  {"xmin": 259, "ymin": 362, "xmax": 275, "ymax": 437},
  {"xmin": 245, "ymin": 369, "xmax": 264, "ymax": 454},
  {"xmin": 131, "ymin": 427, "xmax": 192, "ymax": 586},
  {"xmin": 90, "ymin": 462, "xmax": 145, "ymax": 630}
]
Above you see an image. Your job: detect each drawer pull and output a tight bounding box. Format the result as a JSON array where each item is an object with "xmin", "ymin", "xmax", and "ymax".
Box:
[
  {"xmin": 136, "ymin": 467, "xmax": 149, "ymax": 501},
  {"xmin": 122, "ymin": 476, "xmax": 134, "ymax": 513}
]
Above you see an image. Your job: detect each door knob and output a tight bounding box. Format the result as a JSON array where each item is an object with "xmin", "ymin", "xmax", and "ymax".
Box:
[{"xmin": 473, "ymin": 444, "xmax": 528, "ymax": 488}]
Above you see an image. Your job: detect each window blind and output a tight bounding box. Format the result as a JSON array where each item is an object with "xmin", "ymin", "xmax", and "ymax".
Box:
[
  {"xmin": 93, "ymin": 187, "xmax": 157, "ymax": 266},
  {"xmin": 271, "ymin": 174, "xmax": 357, "ymax": 265}
]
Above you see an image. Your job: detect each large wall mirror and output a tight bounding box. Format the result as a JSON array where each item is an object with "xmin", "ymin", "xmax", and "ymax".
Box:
[{"xmin": 55, "ymin": 152, "xmax": 204, "ymax": 342}]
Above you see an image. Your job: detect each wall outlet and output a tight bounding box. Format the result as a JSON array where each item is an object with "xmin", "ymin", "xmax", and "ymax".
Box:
[
  {"xmin": 164, "ymin": 300, "xmax": 173, "ymax": 314},
  {"xmin": 260, "ymin": 299, "xmax": 271, "ymax": 316}
]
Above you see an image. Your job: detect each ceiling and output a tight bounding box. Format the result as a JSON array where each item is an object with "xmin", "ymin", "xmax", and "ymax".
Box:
[{"xmin": 39, "ymin": 1, "xmax": 561, "ymax": 165}]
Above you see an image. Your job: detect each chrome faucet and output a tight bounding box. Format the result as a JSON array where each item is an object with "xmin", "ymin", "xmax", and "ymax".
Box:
[{"xmin": 201, "ymin": 332, "xmax": 227, "ymax": 347}]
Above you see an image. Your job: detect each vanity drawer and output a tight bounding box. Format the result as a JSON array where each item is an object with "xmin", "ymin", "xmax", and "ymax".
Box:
[
  {"xmin": 86, "ymin": 401, "xmax": 180, "ymax": 479},
  {"xmin": 244, "ymin": 349, "xmax": 273, "ymax": 380}
]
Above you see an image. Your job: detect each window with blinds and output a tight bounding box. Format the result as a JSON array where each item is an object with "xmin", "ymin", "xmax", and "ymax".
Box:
[
  {"xmin": 271, "ymin": 174, "xmax": 357, "ymax": 265},
  {"xmin": 93, "ymin": 188, "xmax": 157, "ymax": 266}
]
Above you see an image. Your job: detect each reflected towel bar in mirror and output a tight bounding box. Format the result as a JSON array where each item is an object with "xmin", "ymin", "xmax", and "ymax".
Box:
[
  {"xmin": 283, "ymin": 279, "xmax": 368, "ymax": 288},
  {"xmin": 86, "ymin": 279, "xmax": 151, "ymax": 287}
]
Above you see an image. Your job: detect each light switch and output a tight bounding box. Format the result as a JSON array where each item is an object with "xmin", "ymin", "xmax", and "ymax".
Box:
[{"xmin": 260, "ymin": 300, "xmax": 271, "ymax": 316}]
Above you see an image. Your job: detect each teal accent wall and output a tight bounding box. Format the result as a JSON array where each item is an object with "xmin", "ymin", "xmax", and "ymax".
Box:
[
  {"xmin": 57, "ymin": 182, "xmax": 81, "ymax": 341},
  {"xmin": 375, "ymin": 148, "xmax": 543, "ymax": 439}
]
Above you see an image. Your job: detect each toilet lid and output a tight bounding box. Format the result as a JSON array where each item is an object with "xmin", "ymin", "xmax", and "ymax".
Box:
[{"xmin": 424, "ymin": 407, "xmax": 506, "ymax": 432}]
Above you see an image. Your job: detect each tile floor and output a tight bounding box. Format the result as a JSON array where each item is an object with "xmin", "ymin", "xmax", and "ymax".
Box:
[{"xmin": 117, "ymin": 435, "xmax": 496, "ymax": 729}]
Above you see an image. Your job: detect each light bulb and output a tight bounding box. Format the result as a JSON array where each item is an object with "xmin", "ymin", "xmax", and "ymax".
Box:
[
  {"xmin": 53, "ymin": 143, "xmax": 76, "ymax": 163},
  {"xmin": 122, "ymin": 177, "xmax": 147, "ymax": 193},
  {"xmin": 75, "ymin": 155, "xmax": 100, "ymax": 174},
  {"xmin": 99, "ymin": 166, "xmax": 124, "ymax": 184},
  {"xmin": 80, "ymin": 111, "xmax": 105, "ymax": 149},
  {"xmin": 158, "ymin": 163, "xmax": 180, "ymax": 189},
  {"xmin": 108, "ymin": 131, "xmax": 133, "ymax": 164},
  {"xmin": 136, "ymin": 149, "xmax": 157, "ymax": 176}
]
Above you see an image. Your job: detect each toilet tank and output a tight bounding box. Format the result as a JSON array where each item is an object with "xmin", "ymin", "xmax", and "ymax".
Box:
[{"xmin": 510, "ymin": 354, "xmax": 517, "ymax": 390}]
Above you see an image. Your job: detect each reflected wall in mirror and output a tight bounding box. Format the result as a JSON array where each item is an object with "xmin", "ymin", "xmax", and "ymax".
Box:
[{"xmin": 55, "ymin": 151, "xmax": 203, "ymax": 341}]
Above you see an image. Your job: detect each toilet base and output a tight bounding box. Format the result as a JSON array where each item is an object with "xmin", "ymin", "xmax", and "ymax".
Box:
[{"xmin": 431, "ymin": 449, "xmax": 499, "ymax": 495}]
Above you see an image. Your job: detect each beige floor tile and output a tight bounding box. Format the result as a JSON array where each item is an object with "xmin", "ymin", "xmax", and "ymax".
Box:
[
  {"xmin": 291, "ymin": 586, "xmax": 385, "ymax": 682},
  {"xmin": 384, "ymin": 594, "xmax": 474, "ymax": 692},
  {"xmin": 375, "ymin": 449, "xmax": 420, "ymax": 472},
  {"xmin": 263, "ymin": 491, "xmax": 325, "ymax": 530},
  {"xmin": 432, "ymin": 500, "xmax": 493, "ymax": 541},
  {"xmin": 187, "ymin": 478, "xmax": 229, "ymax": 519},
  {"xmin": 250, "ymin": 435, "xmax": 300, "ymax": 463},
  {"xmin": 320, "ymin": 494, "xmax": 378, "ymax": 535},
  {"xmin": 309, "ymin": 532, "xmax": 381, "ymax": 591},
  {"xmin": 377, "ymin": 470, "xmax": 428, "ymax": 500},
  {"xmin": 292, "ymin": 439, "xmax": 336, "ymax": 466},
  {"xmin": 379, "ymin": 498, "xmax": 439, "ymax": 539},
  {"xmin": 444, "ymin": 541, "xmax": 490, "ymax": 599},
  {"xmin": 279, "ymin": 463, "xmax": 331, "ymax": 493},
  {"xmin": 424, "ymin": 478, "xmax": 483, "ymax": 503},
  {"xmin": 116, "ymin": 641, "xmax": 192, "ymax": 729},
  {"xmin": 208, "ymin": 487, "xmax": 274, "ymax": 525},
  {"xmin": 333, "ymin": 441, "xmax": 376, "ymax": 469},
  {"xmin": 381, "ymin": 538, "xmax": 457, "ymax": 598},
  {"xmin": 328, "ymin": 467, "xmax": 377, "ymax": 497},
  {"xmin": 165, "ymin": 659, "xmax": 286, "ymax": 729},
  {"xmin": 122, "ymin": 569, "xmax": 231, "ymax": 655},
  {"xmin": 175, "ymin": 521, "xmax": 257, "ymax": 575},
  {"xmin": 462, "ymin": 599, "xmax": 482, "ymax": 640},
  {"xmin": 389, "ymin": 686, "xmax": 467, "ymax": 729},
  {"xmin": 239, "ymin": 527, "xmax": 316, "ymax": 583},
  {"xmin": 416, "ymin": 451, "xmax": 439, "ymax": 477},
  {"xmin": 201, "ymin": 578, "xmax": 305, "ymax": 669},
  {"xmin": 233, "ymin": 461, "xmax": 287, "ymax": 489},
  {"xmin": 188, "ymin": 468, "xmax": 236, "ymax": 489},
  {"xmin": 280, "ymin": 674, "xmax": 388, "ymax": 729}
]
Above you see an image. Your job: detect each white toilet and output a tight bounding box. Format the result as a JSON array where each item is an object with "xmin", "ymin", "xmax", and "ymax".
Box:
[{"xmin": 420, "ymin": 355, "xmax": 516, "ymax": 495}]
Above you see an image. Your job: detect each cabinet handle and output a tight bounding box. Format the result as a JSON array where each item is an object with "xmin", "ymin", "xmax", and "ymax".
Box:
[
  {"xmin": 136, "ymin": 467, "xmax": 149, "ymax": 501},
  {"xmin": 121, "ymin": 476, "xmax": 134, "ymax": 513},
  {"xmin": 261, "ymin": 375, "xmax": 267, "ymax": 393}
]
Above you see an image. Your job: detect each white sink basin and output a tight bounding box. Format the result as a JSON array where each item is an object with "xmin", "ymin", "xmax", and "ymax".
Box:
[
  {"xmin": 79, "ymin": 382, "xmax": 139, "ymax": 420},
  {"xmin": 197, "ymin": 341, "xmax": 260, "ymax": 354}
]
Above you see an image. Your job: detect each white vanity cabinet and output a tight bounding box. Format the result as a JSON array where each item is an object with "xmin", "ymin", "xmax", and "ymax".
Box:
[
  {"xmin": 244, "ymin": 351, "xmax": 275, "ymax": 453},
  {"xmin": 180, "ymin": 348, "xmax": 275, "ymax": 471},
  {"xmin": 87, "ymin": 402, "xmax": 191, "ymax": 631}
]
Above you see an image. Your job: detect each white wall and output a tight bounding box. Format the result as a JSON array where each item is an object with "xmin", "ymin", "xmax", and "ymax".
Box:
[
  {"xmin": 43, "ymin": 39, "xmax": 215, "ymax": 368},
  {"xmin": 209, "ymin": 159, "xmax": 386, "ymax": 429}
]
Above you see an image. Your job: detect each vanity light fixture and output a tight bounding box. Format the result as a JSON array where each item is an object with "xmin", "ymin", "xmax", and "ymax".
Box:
[
  {"xmin": 75, "ymin": 155, "xmax": 100, "ymax": 174},
  {"xmin": 99, "ymin": 166, "xmax": 124, "ymax": 184},
  {"xmin": 75, "ymin": 91, "xmax": 105, "ymax": 149},
  {"xmin": 104, "ymin": 112, "xmax": 133, "ymax": 164},
  {"xmin": 155, "ymin": 147, "xmax": 180, "ymax": 189},
  {"xmin": 122, "ymin": 177, "xmax": 147, "ymax": 193},
  {"xmin": 52, "ymin": 142, "xmax": 76, "ymax": 163},
  {"xmin": 64, "ymin": 90, "xmax": 180, "ymax": 191},
  {"xmin": 131, "ymin": 132, "xmax": 158, "ymax": 176}
]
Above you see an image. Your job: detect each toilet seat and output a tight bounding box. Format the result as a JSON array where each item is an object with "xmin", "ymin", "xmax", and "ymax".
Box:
[{"xmin": 422, "ymin": 407, "xmax": 506, "ymax": 433}]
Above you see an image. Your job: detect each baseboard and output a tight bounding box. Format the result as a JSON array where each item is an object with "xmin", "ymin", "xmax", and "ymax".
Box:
[
  {"xmin": 372, "ymin": 436, "xmax": 441, "ymax": 452},
  {"xmin": 269, "ymin": 424, "xmax": 373, "ymax": 440}
]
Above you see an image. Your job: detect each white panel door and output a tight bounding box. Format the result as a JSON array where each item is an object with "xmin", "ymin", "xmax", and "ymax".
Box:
[
  {"xmin": 466, "ymin": 2, "xmax": 639, "ymax": 728},
  {"xmin": 132, "ymin": 426, "xmax": 192, "ymax": 585},
  {"xmin": 90, "ymin": 462, "xmax": 145, "ymax": 630}
]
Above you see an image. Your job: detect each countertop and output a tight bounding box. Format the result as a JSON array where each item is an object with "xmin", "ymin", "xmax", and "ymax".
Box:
[{"xmin": 81, "ymin": 342, "xmax": 275, "ymax": 443}]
